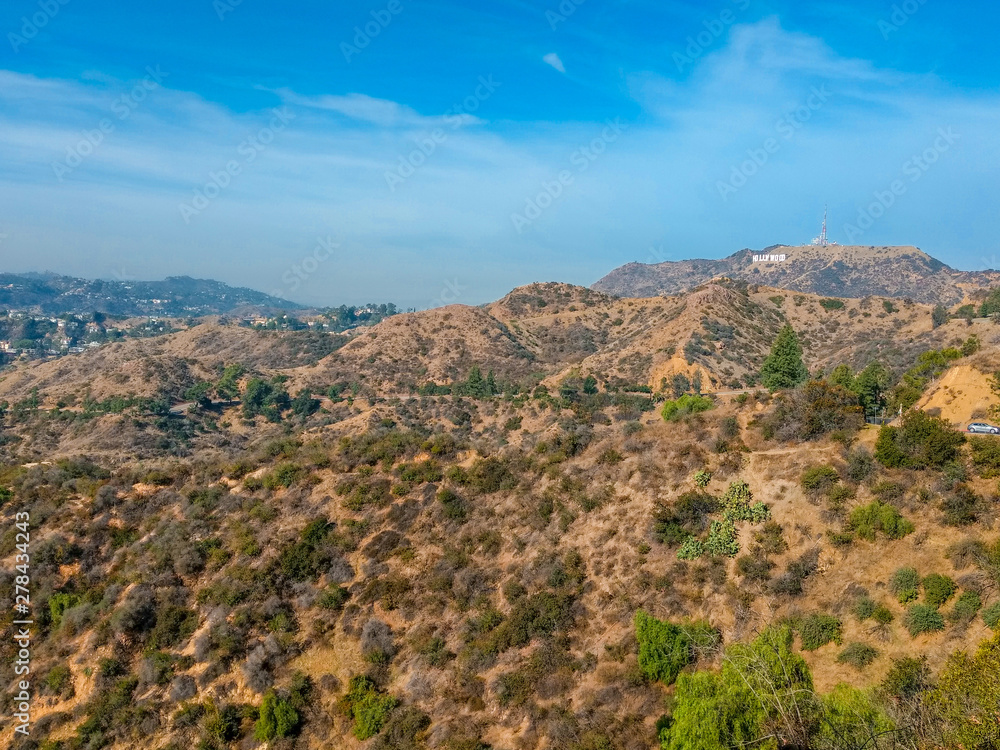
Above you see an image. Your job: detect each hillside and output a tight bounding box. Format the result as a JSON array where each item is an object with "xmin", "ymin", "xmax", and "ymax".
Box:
[
  {"xmin": 2, "ymin": 281, "xmax": 1000, "ymax": 749},
  {"xmin": 0, "ymin": 273, "xmax": 303, "ymax": 316},
  {"xmin": 593, "ymin": 245, "xmax": 1000, "ymax": 305}
]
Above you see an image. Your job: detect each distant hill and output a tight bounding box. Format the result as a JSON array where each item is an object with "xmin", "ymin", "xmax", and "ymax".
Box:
[
  {"xmin": 593, "ymin": 245, "xmax": 1000, "ymax": 305},
  {"xmin": 0, "ymin": 272, "xmax": 302, "ymax": 316}
]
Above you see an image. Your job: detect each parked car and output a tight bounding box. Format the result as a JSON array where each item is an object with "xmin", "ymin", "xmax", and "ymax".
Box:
[{"xmin": 968, "ymin": 422, "xmax": 1000, "ymax": 434}]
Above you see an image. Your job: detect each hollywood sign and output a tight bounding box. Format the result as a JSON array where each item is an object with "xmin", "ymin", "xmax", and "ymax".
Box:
[{"xmin": 752, "ymin": 253, "xmax": 787, "ymax": 263}]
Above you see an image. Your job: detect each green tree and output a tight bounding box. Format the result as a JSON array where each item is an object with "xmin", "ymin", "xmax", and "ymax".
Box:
[
  {"xmin": 828, "ymin": 364, "xmax": 854, "ymax": 390},
  {"xmin": 932, "ymin": 634, "xmax": 1000, "ymax": 747},
  {"xmin": 931, "ymin": 304, "xmax": 949, "ymax": 328},
  {"xmin": 661, "ymin": 626, "xmax": 817, "ymax": 750},
  {"xmin": 760, "ymin": 324, "xmax": 809, "ymax": 390},
  {"xmin": 216, "ymin": 363, "xmax": 246, "ymax": 402},
  {"xmin": 853, "ymin": 361, "xmax": 891, "ymax": 413},
  {"xmin": 242, "ymin": 377, "xmax": 291, "ymax": 421}
]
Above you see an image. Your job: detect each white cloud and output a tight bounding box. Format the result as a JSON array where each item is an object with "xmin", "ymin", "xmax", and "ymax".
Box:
[{"xmin": 543, "ymin": 52, "xmax": 566, "ymax": 73}]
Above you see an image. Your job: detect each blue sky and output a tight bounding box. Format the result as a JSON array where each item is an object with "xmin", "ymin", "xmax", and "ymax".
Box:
[{"xmin": 1, "ymin": 0, "xmax": 999, "ymax": 308}]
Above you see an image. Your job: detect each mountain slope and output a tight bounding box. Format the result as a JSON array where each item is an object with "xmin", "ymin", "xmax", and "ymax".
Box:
[
  {"xmin": 593, "ymin": 245, "xmax": 1000, "ymax": 304},
  {"xmin": 0, "ymin": 272, "xmax": 302, "ymax": 316}
]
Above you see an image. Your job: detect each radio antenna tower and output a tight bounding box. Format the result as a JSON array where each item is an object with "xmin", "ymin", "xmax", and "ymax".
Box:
[{"xmin": 811, "ymin": 206, "xmax": 831, "ymax": 247}]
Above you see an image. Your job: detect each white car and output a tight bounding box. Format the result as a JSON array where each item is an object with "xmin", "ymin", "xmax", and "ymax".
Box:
[{"xmin": 967, "ymin": 422, "xmax": 1000, "ymax": 434}]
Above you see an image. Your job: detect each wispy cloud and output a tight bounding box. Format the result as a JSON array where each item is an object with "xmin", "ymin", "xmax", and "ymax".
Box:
[{"xmin": 543, "ymin": 52, "xmax": 566, "ymax": 73}]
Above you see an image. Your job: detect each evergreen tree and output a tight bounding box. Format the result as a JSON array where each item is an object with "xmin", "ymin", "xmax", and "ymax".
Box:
[
  {"xmin": 829, "ymin": 364, "xmax": 854, "ymax": 390},
  {"xmin": 931, "ymin": 304, "xmax": 949, "ymax": 328},
  {"xmin": 853, "ymin": 361, "xmax": 891, "ymax": 412},
  {"xmin": 760, "ymin": 325, "xmax": 808, "ymax": 390}
]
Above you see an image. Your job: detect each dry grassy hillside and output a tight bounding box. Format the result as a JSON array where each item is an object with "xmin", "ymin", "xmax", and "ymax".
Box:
[
  {"xmin": 2, "ymin": 283, "xmax": 1000, "ymax": 749},
  {"xmin": 0, "ymin": 324, "xmax": 344, "ymax": 403}
]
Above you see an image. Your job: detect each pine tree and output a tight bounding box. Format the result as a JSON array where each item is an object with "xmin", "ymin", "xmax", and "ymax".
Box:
[{"xmin": 760, "ymin": 324, "xmax": 808, "ymax": 390}]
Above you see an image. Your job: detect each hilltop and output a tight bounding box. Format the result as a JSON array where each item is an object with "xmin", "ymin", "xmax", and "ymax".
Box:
[
  {"xmin": 593, "ymin": 245, "xmax": 1000, "ymax": 305},
  {"xmin": 0, "ymin": 273, "xmax": 303, "ymax": 317},
  {"xmin": 0, "ymin": 280, "xmax": 972, "ymax": 419}
]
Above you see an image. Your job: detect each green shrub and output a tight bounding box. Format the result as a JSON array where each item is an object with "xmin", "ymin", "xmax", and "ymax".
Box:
[
  {"xmin": 693, "ymin": 470, "xmax": 712, "ymax": 488},
  {"xmin": 336, "ymin": 476, "xmax": 391, "ymax": 511},
  {"xmin": 941, "ymin": 485, "xmax": 983, "ymax": 526},
  {"xmin": 677, "ymin": 537, "xmax": 705, "ymax": 560},
  {"xmin": 49, "ymin": 592, "xmax": 81, "ymax": 627},
  {"xmin": 753, "ymin": 521, "xmax": 787, "ymax": 555},
  {"xmin": 277, "ymin": 518, "xmax": 335, "ymax": 582},
  {"xmin": 903, "ymin": 604, "xmax": 945, "ymax": 636},
  {"xmin": 874, "ymin": 410, "xmax": 965, "ymax": 469},
  {"xmin": 461, "ymin": 457, "xmax": 518, "ymax": 493},
  {"xmin": 826, "ymin": 484, "xmax": 855, "ymax": 512},
  {"xmin": 317, "ymin": 586, "xmax": 351, "ymax": 611},
  {"xmin": 922, "ymin": 573, "xmax": 956, "ymax": 609},
  {"xmin": 149, "ymin": 605, "xmax": 199, "ymax": 649},
  {"xmin": 801, "ymin": 465, "xmax": 840, "ymax": 494},
  {"xmin": 853, "ymin": 596, "xmax": 876, "ymax": 621},
  {"xmin": 437, "ymin": 487, "xmax": 467, "ymax": 521},
  {"xmin": 890, "ymin": 567, "xmax": 921, "ymax": 603},
  {"xmin": 837, "ymin": 642, "xmax": 879, "ymax": 670},
  {"xmin": 797, "ymin": 613, "xmax": 843, "ymax": 651},
  {"xmin": 720, "ymin": 481, "xmax": 770, "ymax": 524},
  {"xmin": 263, "ymin": 462, "xmax": 305, "ymax": 490},
  {"xmin": 950, "ymin": 591, "xmax": 982, "ymax": 623},
  {"xmin": 848, "ymin": 501, "xmax": 914, "ymax": 541},
  {"xmin": 969, "ymin": 436, "xmax": 1000, "ymax": 477},
  {"xmin": 342, "ymin": 676, "xmax": 398, "ymax": 740},
  {"xmin": 705, "ymin": 520, "xmax": 739, "ymax": 558},
  {"xmin": 820, "ymin": 298, "xmax": 845, "ymax": 311},
  {"xmin": 45, "ymin": 664, "xmax": 74, "ymax": 697},
  {"xmin": 871, "ymin": 605, "xmax": 894, "ymax": 625},
  {"xmin": 982, "ymin": 601, "xmax": 1000, "ymax": 629},
  {"xmin": 661, "ymin": 394, "xmax": 714, "ymax": 422},
  {"xmin": 255, "ymin": 690, "xmax": 300, "ymax": 741},
  {"xmin": 634, "ymin": 611, "xmax": 716, "ymax": 685},
  {"xmin": 736, "ymin": 554, "xmax": 775, "ymax": 581},
  {"xmin": 845, "ymin": 447, "xmax": 876, "ymax": 482},
  {"xmin": 370, "ymin": 707, "xmax": 431, "ymax": 750},
  {"xmin": 655, "ymin": 491, "xmax": 720, "ymax": 547}
]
